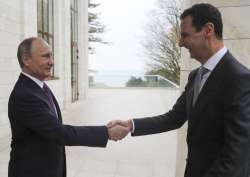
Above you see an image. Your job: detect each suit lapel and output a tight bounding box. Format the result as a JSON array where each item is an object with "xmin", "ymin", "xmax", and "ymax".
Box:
[
  {"xmin": 20, "ymin": 74, "xmax": 62, "ymax": 122},
  {"xmin": 186, "ymin": 70, "xmax": 197, "ymax": 119},
  {"xmin": 194, "ymin": 52, "xmax": 229, "ymax": 108},
  {"xmin": 51, "ymin": 93, "xmax": 63, "ymax": 123},
  {"xmin": 189, "ymin": 52, "xmax": 230, "ymax": 123}
]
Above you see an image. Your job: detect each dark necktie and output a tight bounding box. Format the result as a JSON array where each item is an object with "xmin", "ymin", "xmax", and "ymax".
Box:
[
  {"xmin": 43, "ymin": 83, "xmax": 57, "ymax": 117},
  {"xmin": 193, "ymin": 66, "xmax": 209, "ymax": 105}
]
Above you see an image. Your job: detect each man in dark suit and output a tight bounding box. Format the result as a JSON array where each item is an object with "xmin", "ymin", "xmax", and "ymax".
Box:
[
  {"xmin": 8, "ymin": 37, "xmax": 129, "ymax": 177},
  {"xmin": 108, "ymin": 3, "xmax": 250, "ymax": 177}
]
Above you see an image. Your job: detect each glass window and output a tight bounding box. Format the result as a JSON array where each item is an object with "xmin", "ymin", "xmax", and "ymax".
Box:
[{"xmin": 37, "ymin": 0, "xmax": 55, "ymax": 76}]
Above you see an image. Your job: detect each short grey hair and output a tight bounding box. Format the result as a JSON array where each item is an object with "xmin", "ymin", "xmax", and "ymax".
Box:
[{"xmin": 17, "ymin": 37, "xmax": 39, "ymax": 68}]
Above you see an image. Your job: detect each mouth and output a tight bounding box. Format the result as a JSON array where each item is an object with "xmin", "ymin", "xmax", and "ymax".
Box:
[{"xmin": 46, "ymin": 68, "xmax": 52, "ymax": 72}]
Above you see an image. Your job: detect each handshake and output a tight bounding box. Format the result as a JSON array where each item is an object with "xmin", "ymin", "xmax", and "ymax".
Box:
[{"xmin": 107, "ymin": 119, "xmax": 133, "ymax": 141}]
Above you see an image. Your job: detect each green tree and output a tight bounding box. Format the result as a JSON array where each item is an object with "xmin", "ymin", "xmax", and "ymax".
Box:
[
  {"xmin": 142, "ymin": 0, "xmax": 181, "ymax": 85},
  {"xmin": 126, "ymin": 76, "xmax": 146, "ymax": 87},
  {"xmin": 88, "ymin": 0, "xmax": 108, "ymax": 54}
]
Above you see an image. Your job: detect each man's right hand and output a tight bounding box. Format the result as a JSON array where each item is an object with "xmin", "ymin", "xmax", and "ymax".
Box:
[{"xmin": 107, "ymin": 119, "xmax": 133, "ymax": 141}]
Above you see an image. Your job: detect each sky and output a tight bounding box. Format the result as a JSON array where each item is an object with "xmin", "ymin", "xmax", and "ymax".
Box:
[{"xmin": 89, "ymin": 0, "xmax": 157, "ymax": 72}]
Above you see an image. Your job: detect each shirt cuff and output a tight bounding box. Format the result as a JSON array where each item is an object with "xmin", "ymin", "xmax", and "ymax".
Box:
[{"xmin": 131, "ymin": 119, "xmax": 135, "ymax": 133}]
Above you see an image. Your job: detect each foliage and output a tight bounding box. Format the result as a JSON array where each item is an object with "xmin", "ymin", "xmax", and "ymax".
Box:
[
  {"xmin": 142, "ymin": 0, "xmax": 182, "ymax": 85},
  {"xmin": 88, "ymin": 0, "xmax": 108, "ymax": 54},
  {"xmin": 126, "ymin": 76, "xmax": 147, "ymax": 87}
]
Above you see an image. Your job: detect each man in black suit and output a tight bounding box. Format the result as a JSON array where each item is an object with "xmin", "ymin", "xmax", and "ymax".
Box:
[
  {"xmin": 108, "ymin": 3, "xmax": 250, "ymax": 177},
  {"xmin": 8, "ymin": 37, "xmax": 129, "ymax": 177}
]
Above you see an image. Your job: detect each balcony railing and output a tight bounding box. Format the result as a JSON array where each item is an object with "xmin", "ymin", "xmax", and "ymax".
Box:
[{"xmin": 89, "ymin": 72, "xmax": 179, "ymax": 88}]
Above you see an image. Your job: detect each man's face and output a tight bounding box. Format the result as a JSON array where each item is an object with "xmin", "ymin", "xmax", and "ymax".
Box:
[
  {"xmin": 23, "ymin": 39, "xmax": 53, "ymax": 81},
  {"xmin": 179, "ymin": 15, "xmax": 207, "ymax": 62}
]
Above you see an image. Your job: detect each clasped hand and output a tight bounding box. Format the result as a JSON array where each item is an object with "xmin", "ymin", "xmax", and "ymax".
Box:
[{"xmin": 107, "ymin": 120, "xmax": 133, "ymax": 141}]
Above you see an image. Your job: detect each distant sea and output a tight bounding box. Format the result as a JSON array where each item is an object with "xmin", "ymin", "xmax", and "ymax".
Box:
[{"xmin": 89, "ymin": 70, "xmax": 146, "ymax": 87}]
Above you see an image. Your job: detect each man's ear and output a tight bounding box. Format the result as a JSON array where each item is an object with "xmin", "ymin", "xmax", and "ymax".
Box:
[
  {"xmin": 203, "ymin": 22, "xmax": 214, "ymax": 37},
  {"xmin": 22, "ymin": 55, "xmax": 31, "ymax": 67}
]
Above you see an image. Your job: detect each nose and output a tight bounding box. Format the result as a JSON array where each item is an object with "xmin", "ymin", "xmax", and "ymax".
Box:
[{"xmin": 49, "ymin": 55, "xmax": 54, "ymax": 65}]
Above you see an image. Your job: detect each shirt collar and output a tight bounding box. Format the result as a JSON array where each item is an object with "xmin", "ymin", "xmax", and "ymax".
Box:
[
  {"xmin": 21, "ymin": 72, "xmax": 44, "ymax": 88},
  {"xmin": 203, "ymin": 46, "xmax": 227, "ymax": 72}
]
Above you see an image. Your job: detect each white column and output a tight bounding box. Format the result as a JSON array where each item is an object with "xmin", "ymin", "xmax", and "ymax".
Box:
[
  {"xmin": 78, "ymin": 0, "xmax": 89, "ymax": 99},
  {"xmin": 60, "ymin": 0, "xmax": 72, "ymax": 109}
]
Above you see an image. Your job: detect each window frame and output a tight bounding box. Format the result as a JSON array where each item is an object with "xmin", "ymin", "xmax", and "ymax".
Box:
[{"xmin": 37, "ymin": 0, "xmax": 55, "ymax": 77}]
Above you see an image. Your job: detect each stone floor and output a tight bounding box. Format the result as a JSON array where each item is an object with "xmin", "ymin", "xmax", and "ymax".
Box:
[{"xmin": 0, "ymin": 88, "xmax": 180, "ymax": 177}]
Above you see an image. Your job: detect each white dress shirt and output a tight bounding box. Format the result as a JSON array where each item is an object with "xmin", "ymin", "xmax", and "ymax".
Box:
[
  {"xmin": 200, "ymin": 46, "xmax": 227, "ymax": 91},
  {"xmin": 21, "ymin": 72, "xmax": 44, "ymax": 88},
  {"xmin": 21, "ymin": 72, "xmax": 58, "ymax": 117}
]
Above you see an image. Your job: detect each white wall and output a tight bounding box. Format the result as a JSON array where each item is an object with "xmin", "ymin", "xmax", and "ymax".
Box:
[
  {"xmin": 0, "ymin": 0, "xmax": 23, "ymax": 147},
  {"xmin": 0, "ymin": 0, "xmax": 89, "ymax": 149}
]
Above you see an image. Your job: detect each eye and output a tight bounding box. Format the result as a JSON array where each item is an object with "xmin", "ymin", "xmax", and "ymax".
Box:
[
  {"xmin": 181, "ymin": 32, "xmax": 189, "ymax": 38},
  {"xmin": 42, "ymin": 53, "xmax": 52, "ymax": 58}
]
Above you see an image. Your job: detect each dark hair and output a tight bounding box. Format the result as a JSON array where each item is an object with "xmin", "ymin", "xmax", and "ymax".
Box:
[
  {"xmin": 180, "ymin": 3, "xmax": 223, "ymax": 39},
  {"xmin": 17, "ymin": 37, "xmax": 38, "ymax": 68}
]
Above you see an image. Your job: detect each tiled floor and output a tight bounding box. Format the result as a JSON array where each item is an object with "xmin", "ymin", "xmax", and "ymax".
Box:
[{"xmin": 0, "ymin": 88, "xmax": 180, "ymax": 177}]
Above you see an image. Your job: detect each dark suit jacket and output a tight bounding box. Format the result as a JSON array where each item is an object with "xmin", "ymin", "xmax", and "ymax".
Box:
[
  {"xmin": 132, "ymin": 51, "xmax": 250, "ymax": 177},
  {"xmin": 8, "ymin": 74, "xmax": 109, "ymax": 177}
]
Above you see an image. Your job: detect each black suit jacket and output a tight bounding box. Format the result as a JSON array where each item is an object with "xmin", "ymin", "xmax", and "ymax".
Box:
[
  {"xmin": 132, "ymin": 51, "xmax": 250, "ymax": 177},
  {"xmin": 8, "ymin": 74, "xmax": 109, "ymax": 177}
]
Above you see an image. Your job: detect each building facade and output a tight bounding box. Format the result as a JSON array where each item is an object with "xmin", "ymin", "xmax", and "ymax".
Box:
[
  {"xmin": 0, "ymin": 0, "xmax": 88, "ymax": 149},
  {"xmin": 176, "ymin": 1, "xmax": 250, "ymax": 176}
]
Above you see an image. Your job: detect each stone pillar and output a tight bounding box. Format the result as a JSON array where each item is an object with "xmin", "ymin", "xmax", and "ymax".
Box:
[
  {"xmin": 176, "ymin": 1, "xmax": 250, "ymax": 176},
  {"xmin": 78, "ymin": 0, "xmax": 89, "ymax": 100}
]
